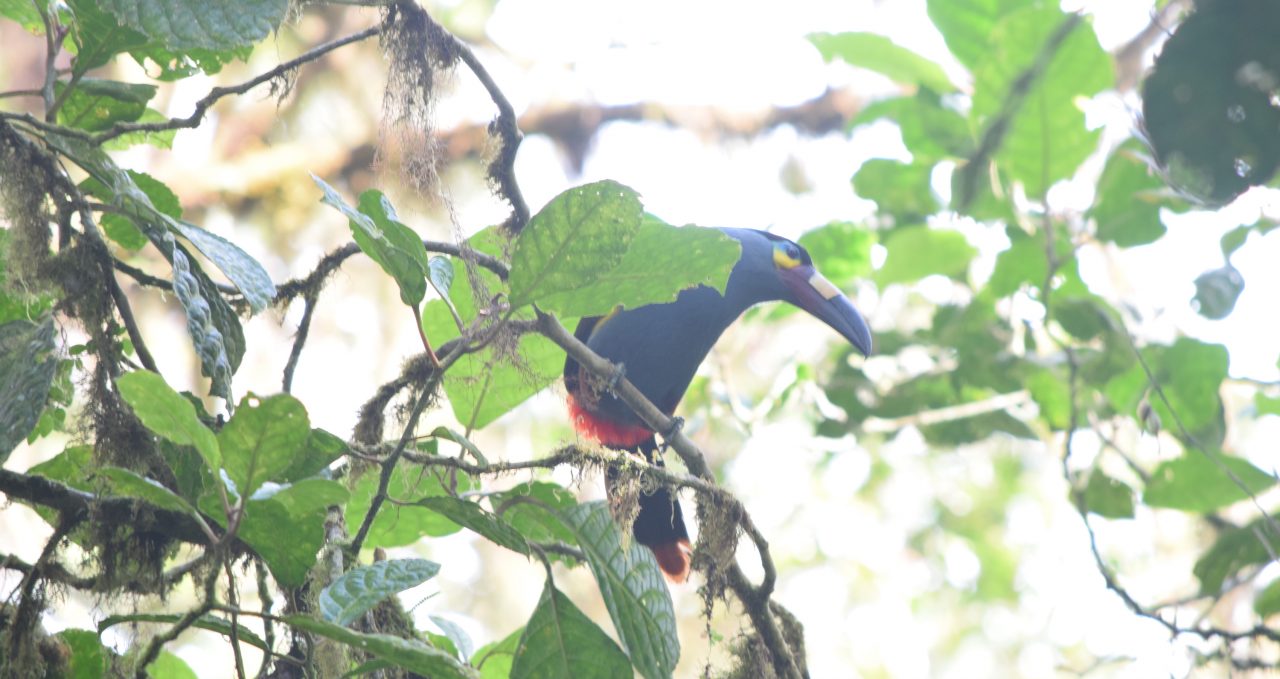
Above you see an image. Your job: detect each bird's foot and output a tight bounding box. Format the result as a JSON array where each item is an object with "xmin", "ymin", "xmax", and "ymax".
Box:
[
  {"xmin": 607, "ymin": 362, "xmax": 627, "ymax": 391},
  {"xmin": 658, "ymin": 416, "xmax": 684, "ymax": 452}
]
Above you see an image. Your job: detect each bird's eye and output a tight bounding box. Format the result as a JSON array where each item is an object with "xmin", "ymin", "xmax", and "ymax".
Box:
[{"xmin": 785, "ymin": 243, "xmax": 801, "ymax": 260}]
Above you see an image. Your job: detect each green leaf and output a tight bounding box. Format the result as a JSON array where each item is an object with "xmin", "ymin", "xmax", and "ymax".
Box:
[
  {"xmin": 874, "ymin": 226, "xmax": 975, "ymax": 286},
  {"xmin": 986, "ymin": 228, "xmax": 1047, "ymax": 297},
  {"xmin": 1192, "ymin": 265, "xmax": 1244, "ymax": 320},
  {"xmin": 429, "ymin": 426, "xmax": 486, "ymax": 465},
  {"xmin": 170, "ymin": 220, "xmax": 276, "ymax": 313},
  {"xmin": 927, "ymin": 0, "xmax": 1032, "ymax": 71},
  {"xmin": 1084, "ymin": 470, "xmax": 1135, "ymax": 519},
  {"xmin": 147, "ymin": 651, "xmax": 198, "ymax": 679},
  {"xmin": 1256, "ymin": 392, "xmax": 1280, "ymax": 417},
  {"xmin": 1026, "ymin": 368, "xmax": 1070, "ymax": 430},
  {"xmin": 511, "ymin": 581, "xmax": 633, "ymax": 679},
  {"xmin": 1052, "ymin": 295, "xmax": 1116, "ymax": 341},
  {"xmin": 98, "ymin": 466, "xmax": 197, "ymax": 515},
  {"xmin": 808, "ymin": 32, "xmax": 955, "ymax": 93},
  {"xmin": 557, "ymin": 502, "xmax": 678, "ymax": 679},
  {"xmin": 28, "ymin": 444, "xmax": 94, "ymax": 490},
  {"xmin": 852, "ymin": 160, "xmax": 939, "ymax": 219},
  {"xmin": 970, "ymin": 6, "xmax": 1113, "ymax": 198},
  {"xmin": 1155, "ymin": 338, "xmax": 1229, "ymax": 436},
  {"xmin": 473, "ymin": 628, "xmax": 523, "ymax": 679},
  {"xmin": 344, "ymin": 461, "xmax": 470, "ymax": 548},
  {"xmin": 319, "ymin": 558, "xmax": 441, "ymax": 627},
  {"xmin": 850, "ymin": 91, "xmax": 973, "ymax": 162},
  {"xmin": 532, "ymin": 217, "xmax": 740, "ymax": 319},
  {"xmin": 1193, "ymin": 516, "xmax": 1278, "ymax": 595},
  {"xmin": 116, "ymin": 370, "xmax": 220, "ymax": 471},
  {"xmin": 169, "ymin": 241, "xmax": 240, "ymax": 399},
  {"xmin": 285, "ymin": 615, "xmax": 479, "ymax": 679},
  {"xmin": 493, "ymin": 482, "xmax": 580, "ymax": 548},
  {"xmin": 1255, "ymin": 579, "xmax": 1280, "ymax": 618},
  {"xmin": 509, "ymin": 180, "xmax": 644, "ymax": 309},
  {"xmin": 98, "ymin": 0, "xmax": 288, "ymax": 50},
  {"xmin": 314, "ymin": 177, "xmax": 430, "ymax": 307},
  {"xmin": 99, "ymin": 613, "xmax": 268, "ymax": 652},
  {"xmin": 102, "ymin": 108, "xmax": 177, "ymax": 150},
  {"xmin": 797, "ymin": 222, "xmax": 874, "ymax": 288},
  {"xmin": 0, "ymin": 0, "xmax": 44, "ymax": 32},
  {"xmin": 66, "ymin": 0, "xmax": 151, "ymax": 71},
  {"xmin": 428, "ymin": 256, "xmax": 454, "ymax": 298},
  {"xmin": 203, "ymin": 478, "xmax": 349, "ymax": 587},
  {"xmin": 57, "ymin": 628, "xmax": 109, "ymax": 679},
  {"xmin": 55, "ymin": 78, "xmax": 156, "ymax": 131},
  {"xmin": 1144, "ymin": 453, "xmax": 1276, "ymax": 513},
  {"xmin": 430, "ymin": 615, "xmax": 475, "ymax": 662},
  {"xmin": 409, "ymin": 497, "xmax": 530, "ymax": 555},
  {"xmin": 219, "ymin": 393, "xmax": 310, "ymax": 498},
  {"xmin": 0, "ymin": 317, "xmax": 58, "ymax": 461},
  {"xmin": 277, "ymin": 428, "xmax": 348, "ymax": 483},
  {"xmin": 1092, "ymin": 144, "xmax": 1169, "ymax": 247}
]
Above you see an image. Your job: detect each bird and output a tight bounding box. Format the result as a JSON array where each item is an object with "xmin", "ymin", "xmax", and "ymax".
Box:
[{"xmin": 563, "ymin": 227, "xmax": 872, "ymax": 582}]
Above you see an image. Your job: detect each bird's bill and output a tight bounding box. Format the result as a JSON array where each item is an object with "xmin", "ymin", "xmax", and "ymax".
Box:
[{"xmin": 788, "ymin": 267, "xmax": 873, "ymax": 356}]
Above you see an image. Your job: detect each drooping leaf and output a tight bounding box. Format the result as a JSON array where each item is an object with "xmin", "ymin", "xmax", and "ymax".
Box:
[
  {"xmin": 874, "ymin": 225, "xmax": 975, "ymax": 286},
  {"xmin": 428, "ymin": 256, "xmax": 454, "ymax": 298},
  {"xmin": 169, "ymin": 241, "xmax": 238, "ymax": 399},
  {"xmin": 55, "ymin": 78, "xmax": 156, "ymax": 131},
  {"xmin": 285, "ymin": 615, "xmax": 479, "ymax": 679},
  {"xmin": 511, "ymin": 581, "xmax": 633, "ymax": 679},
  {"xmin": 319, "ymin": 558, "xmax": 441, "ymax": 627},
  {"xmin": 530, "ymin": 217, "xmax": 740, "ymax": 319},
  {"xmin": 171, "ymin": 220, "xmax": 276, "ymax": 313},
  {"xmin": 970, "ymin": 6, "xmax": 1113, "ymax": 198},
  {"xmin": 97, "ymin": 466, "xmax": 197, "ymax": 515},
  {"xmin": 429, "ymin": 426, "xmax": 486, "ymax": 464},
  {"xmin": 116, "ymin": 370, "xmax": 220, "ymax": 471},
  {"xmin": 1193, "ymin": 516, "xmax": 1280, "ymax": 595},
  {"xmin": 557, "ymin": 502, "xmax": 678, "ymax": 679},
  {"xmin": 218, "ymin": 393, "xmax": 310, "ymax": 498},
  {"xmin": 430, "ymin": 615, "xmax": 475, "ymax": 663},
  {"xmin": 314, "ymin": 177, "xmax": 430, "ymax": 307},
  {"xmin": 98, "ymin": 0, "xmax": 288, "ymax": 50},
  {"xmin": 508, "ymin": 180, "xmax": 644, "ymax": 309},
  {"xmin": 808, "ymin": 31, "xmax": 955, "ymax": 93},
  {"xmin": 99, "ymin": 613, "xmax": 268, "ymax": 652},
  {"xmin": 1144, "ymin": 453, "xmax": 1276, "ymax": 513},
  {"xmin": 0, "ymin": 317, "xmax": 58, "ymax": 461},
  {"xmin": 1083, "ymin": 470, "xmax": 1135, "ymax": 519},
  {"xmin": 409, "ymin": 497, "xmax": 530, "ymax": 555},
  {"xmin": 852, "ymin": 160, "xmax": 939, "ymax": 219}
]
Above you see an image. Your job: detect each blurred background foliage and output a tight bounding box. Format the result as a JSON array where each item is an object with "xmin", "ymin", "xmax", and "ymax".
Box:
[{"xmin": 5, "ymin": 0, "xmax": 1280, "ymax": 677}]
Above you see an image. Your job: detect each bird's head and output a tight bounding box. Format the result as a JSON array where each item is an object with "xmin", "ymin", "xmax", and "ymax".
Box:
[{"xmin": 724, "ymin": 228, "xmax": 873, "ymax": 356}]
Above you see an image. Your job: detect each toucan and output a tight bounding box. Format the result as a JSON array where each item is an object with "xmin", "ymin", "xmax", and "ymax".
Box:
[{"xmin": 563, "ymin": 227, "xmax": 873, "ymax": 582}]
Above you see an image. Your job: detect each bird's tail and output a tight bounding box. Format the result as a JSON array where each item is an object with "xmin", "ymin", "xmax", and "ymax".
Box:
[{"xmin": 608, "ymin": 438, "xmax": 691, "ymax": 583}]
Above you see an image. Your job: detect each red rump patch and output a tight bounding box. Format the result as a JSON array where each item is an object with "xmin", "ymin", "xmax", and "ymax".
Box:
[
  {"xmin": 567, "ymin": 393, "xmax": 653, "ymax": 448},
  {"xmin": 651, "ymin": 539, "xmax": 692, "ymax": 583}
]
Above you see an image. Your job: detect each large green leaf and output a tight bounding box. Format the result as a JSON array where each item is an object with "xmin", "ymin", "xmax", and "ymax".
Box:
[
  {"xmin": 203, "ymin": 478, "xmax": 349, "ymax": 587},
  {"xmin": 314, "ymin": 177, "xmax": 431, "ymax": 308},
  {"xmin": 422, "ymin": 227, "xmax": 568, "ymax": 429},
  {"xmin": 850, "ymin": 91, "xmax": 973, "ymax": 162},
  {"xmin": 492, "ymin": 482, "xmax": 579, "ymax": 548},
  {"xmin": 286, "ymin": 615, "xmax": 478, "ymax": 679},
  {"xmin": 970, "ymin": 6, "xmax": 1113, "ymax": 198},
  {"xmin": 98, "ymin": 0, "xmax": 287, "ymax": 50},
  {"xmin": 116, "ymin": 370, "xmax": 220, "ymax": 471},
  {"xmin": 926, "ymin": 0, "xmax": 1034, "ymax": 71},
  {"xmin": 1091, "ymin": 143, "xmax": 1169, "ymax": 247},
  {"xmin": 1144, "ymin": 453, "xmax": 1277, "ymax": 513},
  {"xmin": 319, "ymin": 558, "xmax": 441, "ymax": 626},
  {"xmin": 56, "ymin": 629, "xmax": 110, "ymax": 679},
  {"xmin": 874, "ymin": 226, "xmax": 975, "ymax": 286},
  {"xmin": 97, "ymin": 466, "xmax": 198, "ymax": 515},
  {"xmin": 852, "ymin": 160, "xmax": 939, "ymax": 219},
  {"xmin": 557, "ymin": 502, "xmax": 678, "ymax": 679},
  {"xmin": 55, "ymin": 78, "xmax": 156, "ymax": 132},
  {"xmin": 509, "ymin": 180, "xmax": 644, "ymax": 309},
  {"xmin": 67, "ymin": 0, "xmax": 152, "ymax": 70},
  {"xmin": 218, "ymin": 393, "xmax": 310, "ymax": 498},
  {"xmin": 511, "ymin": 581, "xmax": 633, "ymax": 679},
  {"xmin": 344, "ymin": 460, "xmax": 470, "ymax": 548},
  {"xmin": 410, "ymin": 497, "xmax": 530, "ymax": 555},
  {"xmin": 1193, "ymin": 516, "xmax": 1279, "ymax": 595},
  {"xmin": 797, "ymin": 221, "xmax": 875, "ymax": 288},
  {"xmin": 808, "ymin": 32, "xmax": 955, "ymax": 92},
  {"xmin": 533, "ymin": 217, "xmax": 739, "ymax": 318},
  {"xmin": 0, "ymin": 317, "xmax": 57, "ymax": 461}
]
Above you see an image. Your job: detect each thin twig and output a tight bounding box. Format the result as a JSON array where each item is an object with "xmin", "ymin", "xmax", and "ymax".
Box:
[
  {"xmin": 282, "ymin": 290, "xmax": 318, "ymax": 393},
  {"xmin": 133, "ymin": 566, "xmax": 221, "ymax": 678}
]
